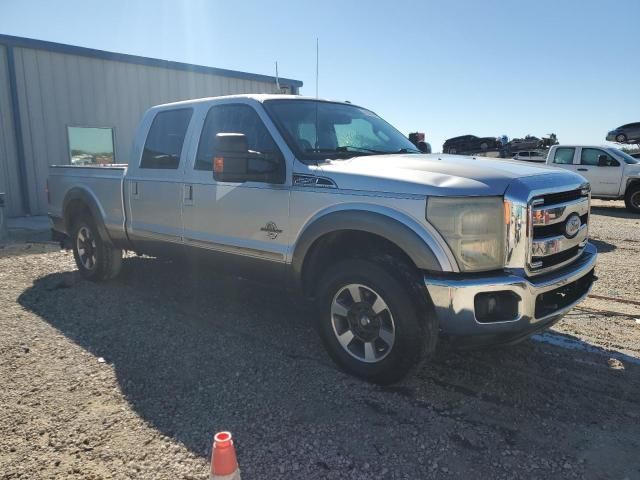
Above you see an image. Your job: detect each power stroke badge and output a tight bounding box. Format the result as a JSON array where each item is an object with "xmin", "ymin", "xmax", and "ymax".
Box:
[{"xmin": 260, "ymin": 222, "xmax": 283, "ymax": 240}]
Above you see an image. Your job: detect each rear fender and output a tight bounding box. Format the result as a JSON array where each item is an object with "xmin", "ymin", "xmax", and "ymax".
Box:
[{"xmin": 62, "ymin": 188, "xmax": 113, "ymax": 245}]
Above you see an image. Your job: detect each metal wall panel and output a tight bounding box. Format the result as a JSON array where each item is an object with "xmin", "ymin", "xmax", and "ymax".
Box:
[
  {"xmin": 8, "ymin": 46, "xmax": 285, "ymax": 215},
  {"xmin": 0, "ymin": 45, "xmax": 23, "ymax": 216}
]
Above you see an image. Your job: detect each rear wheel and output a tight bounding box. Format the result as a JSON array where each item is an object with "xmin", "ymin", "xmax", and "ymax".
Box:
[
  {"xmin": 316, "ymin": 259, "xmax": 436, "ymax": 384},
  {"xmin": 624, "ymin": 185, "xmax": 640, "ymax": 213},
  {"xmin": 71, "ymin": 215, "xmax": 123, "ymax": 281}
]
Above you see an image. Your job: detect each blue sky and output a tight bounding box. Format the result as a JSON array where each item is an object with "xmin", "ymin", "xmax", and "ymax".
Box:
[{"xmin": 1, "ymin": 0, "xmax": 638, "ymax": 152}]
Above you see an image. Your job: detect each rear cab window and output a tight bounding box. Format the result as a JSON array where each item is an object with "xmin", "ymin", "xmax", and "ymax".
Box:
[
  {"xmin": 140, "ymin": 108, "xmax": 193, "ymax": 169},
  {"xmin": 553, "ymin": 147, "xmax": 575, "ymax": 164}
]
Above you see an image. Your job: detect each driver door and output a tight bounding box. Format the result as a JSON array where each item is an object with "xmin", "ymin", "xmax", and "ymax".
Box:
[
  {"xmin": 576, "ymin": 147, "xmax": 623, "ymax": 196},
  {"xmin": 181, "ymin": 102, "xmax": 291, "ymax": 273}
]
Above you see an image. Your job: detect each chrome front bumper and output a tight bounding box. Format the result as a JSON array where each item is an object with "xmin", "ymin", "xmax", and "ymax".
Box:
[{"xmin": 425, "ymin": 242, "xmax": 597, "ymax": 339}]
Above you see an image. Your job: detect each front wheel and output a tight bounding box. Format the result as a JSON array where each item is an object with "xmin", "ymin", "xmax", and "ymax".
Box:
[
  {"xmin": 316, "ymin": 259, "xmax": 437, "ymax": 384},
  {"xmin": 624, "ymin": 185, "xmax": 640, "ymax": 213},
  {"xmin": 616, "ymin": 133, "xmax": 627, "ymax": 143},
  {"xmin": 71, "ymin": 215, "xmax": 123, "ymax": 281}
]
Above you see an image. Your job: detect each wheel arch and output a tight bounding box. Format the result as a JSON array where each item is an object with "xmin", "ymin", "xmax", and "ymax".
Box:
[
  {"xmin": 62, "ymin": 188, "xmax": 113, "ymax": 245},
  {"xmin": 290, "ymin": 206, "xmax": 454, "ymax": 295},
  {"xmin": 625, "ymin": 177, "xmax": 640, "ymax": 192}
]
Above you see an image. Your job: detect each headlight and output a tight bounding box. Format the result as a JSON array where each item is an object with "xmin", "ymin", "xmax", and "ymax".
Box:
[{"xmin": 426, "ymin": 197, "xmax": 505, "ymax": 272}]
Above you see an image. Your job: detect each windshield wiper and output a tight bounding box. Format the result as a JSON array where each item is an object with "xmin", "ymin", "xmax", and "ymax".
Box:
[
  {"xmin": 337, "ymin": 146, "xmax": 422, "ymax": 154},
  {"xmin": 304, "ymin": 146, "xmax": 421, "ymax": 161}
]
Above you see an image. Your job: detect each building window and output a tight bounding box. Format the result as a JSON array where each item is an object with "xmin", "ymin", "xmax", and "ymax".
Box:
[
  {"xmin": 141, "ymin": 108, "xmax": 193, "ymax": 169},
  {"xmin": 68, "ymin": 127, "xmax": 115, "ymax": 165}
]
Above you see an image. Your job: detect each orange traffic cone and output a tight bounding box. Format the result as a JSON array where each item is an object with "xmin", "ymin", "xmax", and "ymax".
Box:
[{"xmin": 210, "ymin": 431, "xmax": 241, "ymax": 480}]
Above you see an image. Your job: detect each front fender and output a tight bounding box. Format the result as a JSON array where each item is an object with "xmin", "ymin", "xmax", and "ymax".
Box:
[
  {"xmin": 625, "ymin": 176, "xmax": 640, "ymax": 193},
  {"xmin": 289, "ymin": 205, "xmax": 456, "ymax": 287}
]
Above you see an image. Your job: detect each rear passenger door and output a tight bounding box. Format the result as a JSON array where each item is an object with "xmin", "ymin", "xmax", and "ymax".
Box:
[{"xmin": 127, "ymin": 108, "xmax": 194, "ymax": 247}]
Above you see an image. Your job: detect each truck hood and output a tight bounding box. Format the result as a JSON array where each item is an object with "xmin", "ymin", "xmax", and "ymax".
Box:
[{"xmin": 314, "ymin": 153, "xmax": 575, "ymax": 196}]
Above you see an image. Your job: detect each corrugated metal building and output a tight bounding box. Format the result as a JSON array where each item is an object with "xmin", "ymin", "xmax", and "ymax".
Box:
[{"xmin": 0, "ymin": 35, "xmax": 302, "ymax": 217}]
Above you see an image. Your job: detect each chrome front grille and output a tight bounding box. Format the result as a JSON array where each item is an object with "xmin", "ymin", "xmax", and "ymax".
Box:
[{"xmin": 528, "ymin": 187, "xmax": 590, "ymax": 273}]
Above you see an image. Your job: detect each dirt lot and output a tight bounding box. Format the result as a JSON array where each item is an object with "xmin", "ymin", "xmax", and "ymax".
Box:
[{"xmin": 1, "ymin": 200, "xmax": 639, "ymax": 480}]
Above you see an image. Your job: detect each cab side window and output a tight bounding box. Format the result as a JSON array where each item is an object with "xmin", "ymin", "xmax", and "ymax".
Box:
[
  {"xmin": 140, "ymin": 108, "xmax": 193, "ymax": 169},
  {"xmin": 581, "ymin": 148, "xmax": 619, "ymax": 167},
  {"xmin": 195, "ymin": 104, "xmax": 282, "ymax": 172},
  {"xmin": 553, "ymin": 147, "xmax": 575, "ymax": 165}
]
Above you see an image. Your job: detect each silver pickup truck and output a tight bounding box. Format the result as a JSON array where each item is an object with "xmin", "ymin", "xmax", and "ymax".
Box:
[{"xmin": 49, "ymin": 94, "xmax": 597, "ymax": 383}]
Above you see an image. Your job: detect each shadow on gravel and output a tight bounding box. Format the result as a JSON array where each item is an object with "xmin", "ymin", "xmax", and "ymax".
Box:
[
  {"xmin": 591, "ymin": 205, "xmax": 639, "ymax": 220},
  {"xmin": 17, "ymin": 256, "xmax": 640, "ymax": 478},
  {"xmin": 0, "ymin": 241, "xmax": 59, "ymax": 258},
  {"xmin": 590, "ymin": 238, "xmax": 617, "ymax": 253}
]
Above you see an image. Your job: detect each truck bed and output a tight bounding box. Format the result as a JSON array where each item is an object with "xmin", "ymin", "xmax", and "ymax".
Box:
[{"xmin": 48, "ymin": 164, "xmax": 128, "ymax": 239}]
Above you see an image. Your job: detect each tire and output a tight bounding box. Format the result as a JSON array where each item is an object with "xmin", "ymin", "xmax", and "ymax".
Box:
[
  {"xmin": 316, "ymin": 259, "xmax": 437, "ymax": 384},
  {"xmin": 616, "ymin": 133, "xmax": 627, "ymax": 143},
  {"xmin": 624, "ymin": 185, "xmax": 640, "ymax": 213},
  {"xmin": 71, "ymin": 215, "xmax": 123, "ymax": 281}
]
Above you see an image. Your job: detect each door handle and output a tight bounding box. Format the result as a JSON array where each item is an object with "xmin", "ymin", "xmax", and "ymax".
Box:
[
  {"xmin": 132, "ymin": 181, "xmax": 139, "ymax": 199},
  {"xmin": 577, "ymin": 168, "xmax": 588, "ymax": 172},
  {"xmin": 183, "ymin": 184, "xmax": 194, "ymax": 205}
]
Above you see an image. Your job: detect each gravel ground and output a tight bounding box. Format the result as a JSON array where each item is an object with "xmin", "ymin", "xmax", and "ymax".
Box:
[{"xmin": 1, "ymin": 201, "xmax": 640, "ymax": 480}]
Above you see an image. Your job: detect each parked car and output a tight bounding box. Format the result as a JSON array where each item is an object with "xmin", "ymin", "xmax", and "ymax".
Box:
[
  {"xmin": 48, "ymin": 95, "xmax": 597, "ymax": 384},
  {"xmin": 547, "ymin": 144, "xmax": 640, "ymax": 212},
  {"xmin": 606, "ymin": 123, "xmax": 640, "ymax": 144},
  {"xmin": 512, "ymin": 151, "xmax": 547, "ymax": 163},
  {"xmin": 442, "ymin": 135, "xmax": 499, "ymax": 154},
  {"xmin": 509, "ymin": 136, "xmax": 542, "ymax": 152},
  {"xmin": 540, "ymin": 133, "xmax": 559, "ymax": 148}
]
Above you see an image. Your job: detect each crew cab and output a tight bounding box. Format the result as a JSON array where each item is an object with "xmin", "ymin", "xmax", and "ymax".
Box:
[
  {"xmin": 49, "ymin": 95, "xmax": 597, "ymax": 383},
  {"xmin": 547, "ymin": 145, "xmax": 640, "ymax": 213}
]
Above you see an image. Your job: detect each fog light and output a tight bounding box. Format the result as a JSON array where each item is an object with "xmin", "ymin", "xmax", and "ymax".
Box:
[{"xmin": 474, "ymin": 291, "xmax": 520, "ymax": 323}]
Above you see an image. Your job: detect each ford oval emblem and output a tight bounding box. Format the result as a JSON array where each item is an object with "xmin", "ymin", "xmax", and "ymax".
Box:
[{"xmin": 564, "ymin": 213, "xmax": 581, "ymax": 238}]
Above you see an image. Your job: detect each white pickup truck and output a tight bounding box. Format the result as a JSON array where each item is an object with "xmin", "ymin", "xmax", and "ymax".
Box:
[
  {"xmin": 546, "ymin": 145, "xmax": 640, "ymax": 213},
  {"xmin": 48, "ymin": 95, "xmax": 597, "ymax": 383}
]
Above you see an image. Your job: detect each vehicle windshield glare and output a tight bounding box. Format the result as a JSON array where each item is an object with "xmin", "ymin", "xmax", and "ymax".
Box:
[
  {"xmin": 608, "ymin": 148, "xmax": 639, "ymax": 164},
  {"xmin": 263, "ymin": 100, "xmax": 420, "ymax": 161}
]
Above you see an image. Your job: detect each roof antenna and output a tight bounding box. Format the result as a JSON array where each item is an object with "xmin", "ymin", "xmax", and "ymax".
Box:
[
  {"xmin": 275, "ymin": 61, "xmax": 280, "ymax": 92},
  {"xmin": 315, "ymin": 38, "xmax": 319, "ymax": 98}
]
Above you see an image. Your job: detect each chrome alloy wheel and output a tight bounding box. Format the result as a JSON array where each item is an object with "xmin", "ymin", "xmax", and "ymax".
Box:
[
  {"xmin": 631, "ymin": 190, "xmax": 640, "ymax": 210},
  {"xmin": 76, "ymin": 225, "xmax": 97, "ymax": 270},
  {"xmin": 330, "ymin": 284, "xmax": 396, "ymax": 363}
]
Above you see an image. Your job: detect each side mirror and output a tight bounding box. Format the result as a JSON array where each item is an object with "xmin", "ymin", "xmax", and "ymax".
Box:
[
  {"xmin": 213, "ymin": 133, "xmax": 284, "ymax": 184},
  {"xmin": 597, "ymin": 154, "xmax": 610, "ymax": 167},
  {"xmin": 417, "ymin": 141, "xmax": 432, "ymax": 153}
]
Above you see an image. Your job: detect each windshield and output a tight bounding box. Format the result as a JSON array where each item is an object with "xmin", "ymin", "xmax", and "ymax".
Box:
[
  {"xmin": 263, "ymin": 100, "xmax": 420, "ymax": 162},
  {"xmin": 608, "ymin": 148, "xmax": 639, "ymax": 164}
]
